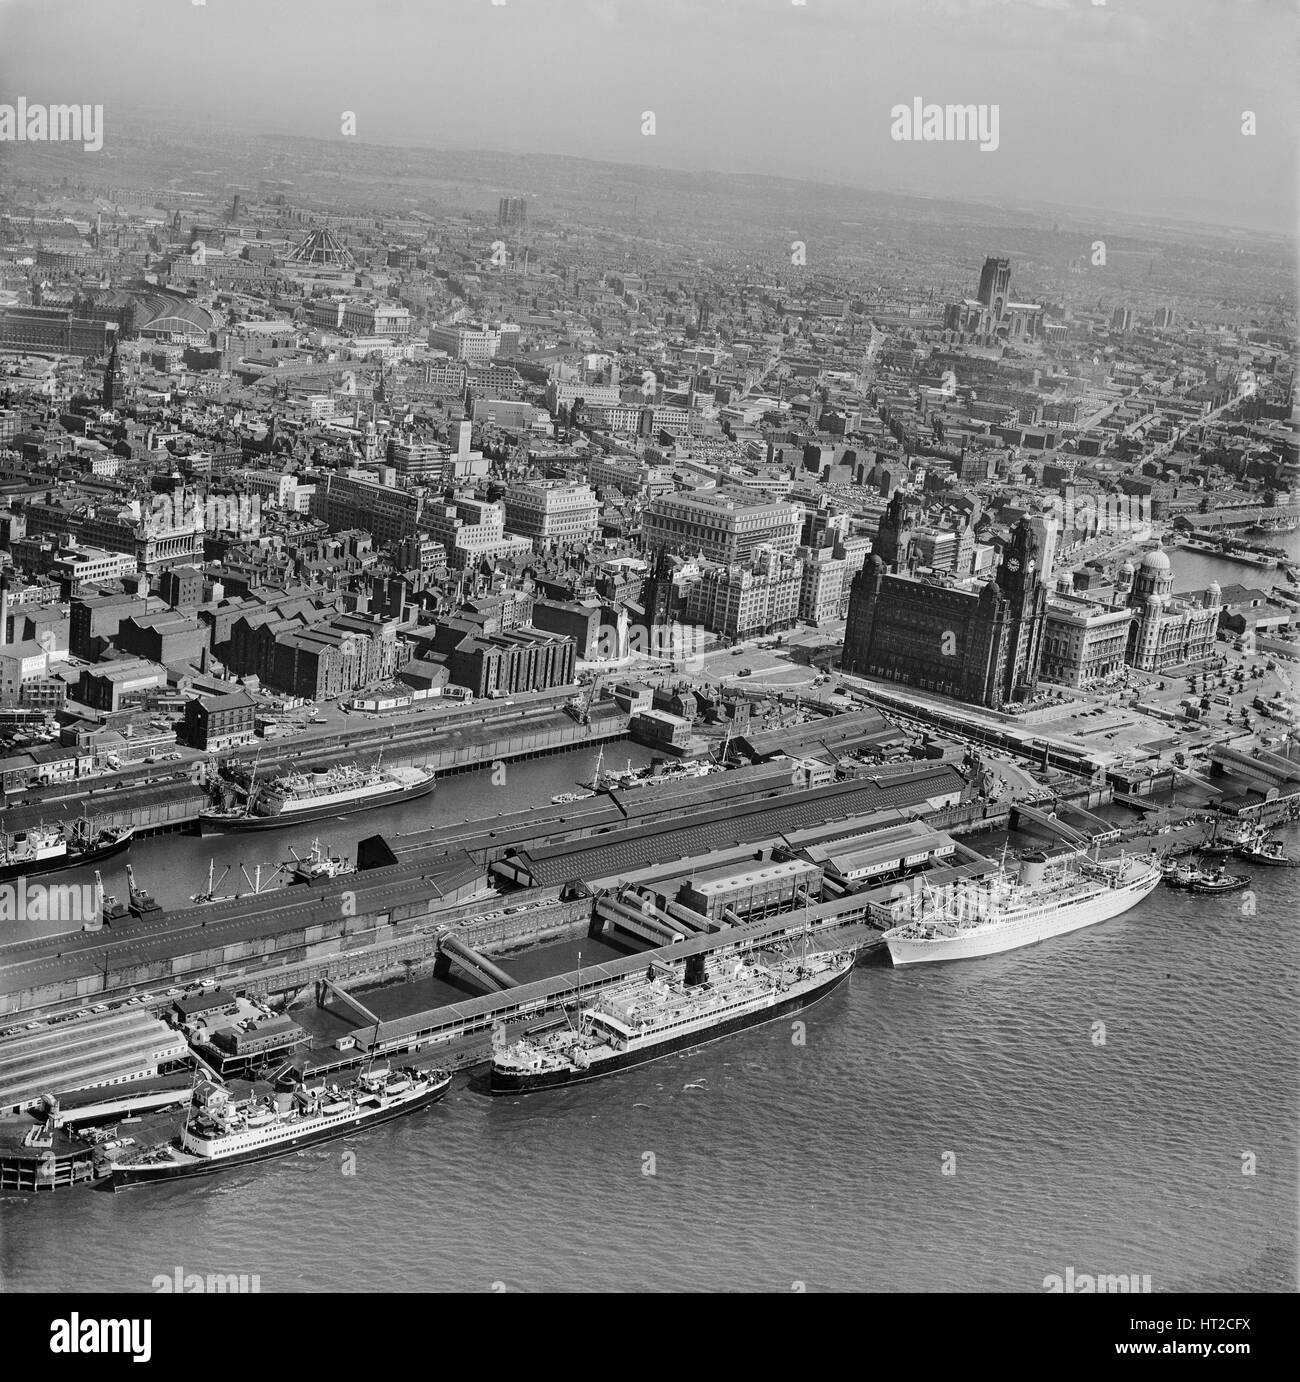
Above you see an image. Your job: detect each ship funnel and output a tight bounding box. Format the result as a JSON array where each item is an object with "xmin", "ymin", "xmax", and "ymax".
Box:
[{"xmin": 1018, "ymin": 851, "xmax": 1048, "ymax": 888}]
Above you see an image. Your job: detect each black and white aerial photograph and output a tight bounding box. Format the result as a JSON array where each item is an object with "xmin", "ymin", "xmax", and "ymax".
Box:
[{"xmin": 0, "ymin": 0, "xmax": 1296, "ymax": 1336}]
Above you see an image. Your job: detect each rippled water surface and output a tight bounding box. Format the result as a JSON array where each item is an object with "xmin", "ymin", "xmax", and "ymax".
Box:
[{"xmin": 5, "ymin": 823, "xmax": 1295, "ymax": 1293}]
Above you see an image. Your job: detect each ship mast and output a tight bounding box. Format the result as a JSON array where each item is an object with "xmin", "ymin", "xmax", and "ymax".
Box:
[{"xmin": 243, "ymin": 751, "xmax": 262, "ymax": 818}]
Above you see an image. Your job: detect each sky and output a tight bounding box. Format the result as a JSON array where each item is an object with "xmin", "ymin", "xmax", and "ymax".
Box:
[{"xmin": 0, "ymin": 0, "xmax": 1296, "ymax": 232}]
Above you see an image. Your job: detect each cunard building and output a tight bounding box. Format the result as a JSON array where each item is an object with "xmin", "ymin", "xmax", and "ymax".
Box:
[{"xmin": 842, "ymin": 494, "xmax": 1049, "ymax": 709}]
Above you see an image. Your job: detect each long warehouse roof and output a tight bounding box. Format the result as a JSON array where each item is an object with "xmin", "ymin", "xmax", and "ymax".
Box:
[
  {"xmin": 0, "ymin": 1009, "xmax": 188, "ymax": 1112},
  {"xmin": 505, "ymin": 762, "xmax": 967, "ymax": 889}
]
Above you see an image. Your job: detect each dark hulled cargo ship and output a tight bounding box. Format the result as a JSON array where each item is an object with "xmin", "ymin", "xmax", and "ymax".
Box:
[
  {"xmin": 0, "ymin": 821, "xmax": 134, "ymax": 885},
  {"xmin": 489, "ymin": 947, "xmax": 853, "ymax": 1095}
]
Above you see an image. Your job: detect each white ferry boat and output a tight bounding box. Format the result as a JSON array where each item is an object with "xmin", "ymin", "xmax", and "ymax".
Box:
[
  {"xmin": 200, "ymin": 761, "xmax": 436, "ymax": 833},
  {"xmin": 490, "ymin": 945, "xmax": 854, "ymax": 1094},
  {"xmin": 881, "ymin": 850, "xmax": 1161, "ymax": 966},
  {"xmin": 109, "ymin": 1067, "xmax": 451, "ymax": 1188}
]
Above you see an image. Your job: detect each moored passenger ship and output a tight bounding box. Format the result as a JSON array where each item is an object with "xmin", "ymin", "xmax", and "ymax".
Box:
[
  {"xmin": 489, "ymin": 946, "xmax": 854, "ymax": 1094},
  {"xmin": 109, "ymin": 1067, "xmax": 451, "ymax": 1188},
  {"xmin": 0, "ymin": 820, "xmax": 134, "ymax": 884},
  {"xmin": 881, "ymin": 850, "xmax": 1162, "ymax": 966},
  {"xmin": 199, "ymin": 761, "xmax": 436, "ymax": 832}
]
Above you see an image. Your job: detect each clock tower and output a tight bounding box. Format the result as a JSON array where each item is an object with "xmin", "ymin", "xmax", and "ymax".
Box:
[{"xmin": 994, "ymin": 519, "xmax": 1048, "ymax": 702}]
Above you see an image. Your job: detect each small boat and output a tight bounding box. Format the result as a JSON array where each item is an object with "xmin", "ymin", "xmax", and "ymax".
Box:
[
  {"xmin": 1164, "ymin": 863, "xmax": 1200, "ymax": 889},
  {"xmin": 286, "ymin": 839, "xmax": 354, "ymax": 886},
  {"xmin": 1236, "ymin": 835, "xmax": 1298, "ymax": 868},
  {"xmin": 551, "ymin": 791, "xmax": 596, "ymax": 806},
  {"xmin": 191, "ymin": 860, "xmax": 240, "ymax": 906},
  {"xmin": 1196, "ymin": 815, "xmax": 1233, "ymax": 858},
  {"xmin": 1188, "ymin": 870, "xmax": 1251, "ymax": 895}
]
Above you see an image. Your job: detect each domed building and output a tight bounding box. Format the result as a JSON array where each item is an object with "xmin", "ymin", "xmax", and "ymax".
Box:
[{"xmin": 1125, "ymin": 544, "xmax": 1221, "ymax": 670}]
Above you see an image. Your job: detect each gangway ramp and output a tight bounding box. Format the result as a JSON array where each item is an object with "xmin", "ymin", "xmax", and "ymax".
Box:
[
  {"xmin": 351, "ymin": 910, "xmax": 859, "ymax": 1061},
  {"xmin": 626, "ymin": 890, "xmax": 701, "ymax": 935},
  {"xmin": 438, "ymin": 934, "xmax": 520, "ymax": 993},
  {"xmin": 1010, "ymin": 802, "xmax": 1091, "ymax": 845},
  {"xmin": 663, "ymin": 899, "xmax": 715, "ymax": 933},
  {"xmin": 593, "ymin": 894, "xmax": 683, "ymax": 946},
  {"xmin": 1055, "ymin": 800, "xmax": 1120, "ymax": 843},
  {"xmin": 319, "ymin": 978, "xmax": 382, "ymax": 1025}
]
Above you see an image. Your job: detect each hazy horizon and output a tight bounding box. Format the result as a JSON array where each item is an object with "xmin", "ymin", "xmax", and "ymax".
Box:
[{"xmin": 1, "ymin": 0, "xmax": 1297, "ymax": 237}]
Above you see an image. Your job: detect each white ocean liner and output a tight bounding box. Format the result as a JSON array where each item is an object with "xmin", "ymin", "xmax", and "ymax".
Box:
[
  {"xmin": 110, "ymin": 1067, "xmax": 451, "ymax": 1187},
  {"xmin": 881, "ymin": 850, "xmax": 1162, "ymax": 966}
]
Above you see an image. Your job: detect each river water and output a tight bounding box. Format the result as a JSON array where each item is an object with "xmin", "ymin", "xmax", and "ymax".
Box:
[
  {"xmin": 3, "ymin": 797, "xmax": 1296, "ymax": 1291},
  {"xmin": 2, "ymin": 553, "xmax": 1297, "ymax": 1292},
  {"xmin": 10, "ymin": 738, "xmax": 660, "ymax": 944},
  {"xmin": 1168, "ymin": 524, "xmax": 1300, "ymax": 594}
]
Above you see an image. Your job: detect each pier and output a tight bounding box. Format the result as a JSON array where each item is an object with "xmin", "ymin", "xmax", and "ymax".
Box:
[
  {"xmin": 0, "ymin": 697, "xmax": 629, "ymax": 840},
  {"xmin": 335, "ymin": 904, "xmax": 884, "ymax": 1069},
  {"xmin": 0, "ymin": 759, "xmax": 974, "ymax": 1018}
]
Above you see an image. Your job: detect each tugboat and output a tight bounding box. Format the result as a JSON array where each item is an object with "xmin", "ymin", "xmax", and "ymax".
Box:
[
  {"xmin": 1196, "ymin": 816, "xmax": 1234, "ymax": 859},
  {"xmin": 1162, "ymin": 860, "xmax": 1200, "ymax": 889},
  {"xmin": 1235, "ymin": 829, "xmax": 1298, "ymax": 868},
  {"xmin": 1188, "ymin": 868, "xmax": 1251, "ymax": 895}
]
